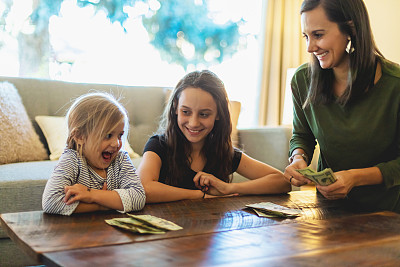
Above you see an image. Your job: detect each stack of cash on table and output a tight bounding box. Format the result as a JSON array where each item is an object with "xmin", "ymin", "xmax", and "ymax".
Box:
[
  {"xmin": 106, "ymin": 214, "xmax": 183, "ymax": 234},
  {"xmin": 246, "ymin": 202, "xmax": 301, "ymax": 218}
]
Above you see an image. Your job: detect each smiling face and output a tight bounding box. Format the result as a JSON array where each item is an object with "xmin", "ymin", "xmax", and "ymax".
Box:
[
  {"xmin": 301, "ymin": 5, "xmax": 349, "ymax": 71},
  {"xmin": 82, "ymin": 120, "xmax": 125, "ymax": 175},
  {"xmin": 176, "ymin": 87, "xmax": 218, "ymax": 149}
]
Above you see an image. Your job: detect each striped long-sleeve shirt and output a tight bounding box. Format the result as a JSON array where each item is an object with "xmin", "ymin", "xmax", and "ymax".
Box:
[{"xmin": 42, "ymin": 149, "xmax": 146, "ymax": 215}]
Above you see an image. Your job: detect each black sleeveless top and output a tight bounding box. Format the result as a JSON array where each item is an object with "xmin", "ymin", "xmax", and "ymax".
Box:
[{"xmin": 143, "ymin": 135, "xmax": 242, "ymax": 190}]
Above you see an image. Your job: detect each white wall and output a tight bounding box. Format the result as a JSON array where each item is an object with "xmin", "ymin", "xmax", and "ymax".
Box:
[{"xmin": 364, "ymin": 0, "xmax": 400, "ymax": 64}]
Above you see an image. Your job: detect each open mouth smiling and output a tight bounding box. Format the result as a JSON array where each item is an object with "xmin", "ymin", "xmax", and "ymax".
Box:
[
  {"xmin": 102, "ymin": 151, "xmax": 114, "ymax": 160},
  {"xmin": 315, "ymin": 51, "xmax": 328, "ymax": 59}
]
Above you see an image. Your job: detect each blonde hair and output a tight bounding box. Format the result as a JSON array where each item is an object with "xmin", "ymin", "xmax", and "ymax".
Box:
[{"xmin": 66, "ymin": 92, "xmax": 129, "ymax": 155}]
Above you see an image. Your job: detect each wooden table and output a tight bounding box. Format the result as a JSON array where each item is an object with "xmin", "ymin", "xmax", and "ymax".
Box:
[{"xmin": 2, "ymin": 190, "xmax": 400, "ymax": 266}]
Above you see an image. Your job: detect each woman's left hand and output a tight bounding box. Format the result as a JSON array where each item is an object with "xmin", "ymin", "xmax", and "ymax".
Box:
[
  {"xmin": 193, "ymin": 171, "xmax": 232, "ymax": 196},
  {"xmin": 316, "ymin": 170, "xmax": 354, "ymax": 200}
]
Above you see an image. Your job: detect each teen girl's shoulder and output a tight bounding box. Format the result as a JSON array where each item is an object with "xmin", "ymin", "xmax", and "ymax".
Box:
[{"xmin": 144, "ymin": 134, "xmax": 168, "ymax": 152}]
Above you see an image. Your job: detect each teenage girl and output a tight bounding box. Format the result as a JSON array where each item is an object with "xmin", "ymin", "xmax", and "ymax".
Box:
[
  {"xmin": 138, "ymin": 70, "xmax": 291, "ymax": 203},
  {"xmin": 42, "ymin": 92, "xmax": 146, "ymax": 215}
]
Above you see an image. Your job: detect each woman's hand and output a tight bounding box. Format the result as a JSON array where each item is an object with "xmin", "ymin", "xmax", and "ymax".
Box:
[
  {"xmin": 316, "ymin": 170, "xmax": 354, "ymax": 199},
  {"xmin": 284, "ymin": 157, "xmax": 311, "ymax": 187},
  {"xmin": 193, "ymin": 171, "xmax": 232, "ymax": 196}
]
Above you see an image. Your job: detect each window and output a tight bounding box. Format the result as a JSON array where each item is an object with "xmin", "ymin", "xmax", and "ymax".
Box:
[{"xmin": 0, "ymin": 0, "xmax": 265, "ymax": 127}]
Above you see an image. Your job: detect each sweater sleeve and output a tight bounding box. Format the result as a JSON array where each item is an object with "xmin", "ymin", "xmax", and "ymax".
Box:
[
  {"xmin": 289, "ymin": 66, "xmax": 317, "ymax": 160},
  {"xmin": 376, "ymin": 108, "xmax": 400, "ymax": 189},
  {"xmin": 42, "ymin": 150, "xmax": 80, "ymax": 215},
  {"xmin": 113, "ymin": 152, "xmax": 146, "ymax": 213}
]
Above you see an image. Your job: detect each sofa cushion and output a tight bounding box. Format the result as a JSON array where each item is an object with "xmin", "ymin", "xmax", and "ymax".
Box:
[
  {"xmin": 35, "ymin": 115, "xmax": 140, "ymax": 160},
  {"xmin": 0, "ymin": 82, "xmax": 48, "ymax": 164}
]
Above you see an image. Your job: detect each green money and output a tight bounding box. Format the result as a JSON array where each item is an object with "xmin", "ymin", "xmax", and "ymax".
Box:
[
  {"xmin": 128, "ymin": 214, "xmax": 183, "ymax": 231},
  {"xmin": 117, "ymin": 217, "xmax": 166, "ymax": 233},
  {"xmin": 105, "ymin": 218, "xmax": 166, "ymax": 234},
  {"xmin": 246, "ymin": 202, "xmax": 301, "ymax": 217},
  {"xmin": 252, "ymin": 208, "xmax": 280, "ymax": 218},
  {"xmin": 296, "ymin": 167, "xmax": 337, "ymax": 186},
  {"xmin": 105, "ymin": 219, "xmax": 139, "ymax": 232}
]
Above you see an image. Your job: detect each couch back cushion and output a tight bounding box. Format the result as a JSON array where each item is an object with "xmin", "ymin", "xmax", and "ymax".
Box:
[
  {"xmin": 0, "ymin": 76, "xmax": 169, "ymax": 155},
  {"xmin": 0, "ymin": 81, "xmax": 48, "ymax": 164}
]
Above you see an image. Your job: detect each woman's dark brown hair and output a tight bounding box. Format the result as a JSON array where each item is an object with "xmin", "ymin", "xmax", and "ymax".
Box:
[
  {"xmin": 159, "ymin": 70, "xmax": 233, "ymax": 186},
  {"xmin": 300, "ymin": 0, "xmax": 383, "ymax": 106}
]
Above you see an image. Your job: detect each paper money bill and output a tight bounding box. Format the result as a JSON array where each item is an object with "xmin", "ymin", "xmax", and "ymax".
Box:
[
  {"xmin": 105, "ymin": 214, "xmax": 183, "ymax": 234},
  {"xmin": 296, "ymin": 167, "xmax": 337, "ymax": 186},
  {"xmin": 127, "ymin": 214, "xmax": 183, "ymax": 231},
  {"xmin": 105, "ymin": 217, "xmax": 166, "ymax": 234},
  {"xmin": 252, "ymin": 208, "xmax": 281, "ymax": 218},
  {"xmin": 246, "ymin": 202, "xmax": 301, "ymax": 217}
]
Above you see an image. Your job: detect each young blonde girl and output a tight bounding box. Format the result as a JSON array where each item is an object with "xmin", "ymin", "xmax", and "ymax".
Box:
[
  {"xmin": 138, "ymin": 70, "xmax": 291, "ymax": 203},
  {"xmin": 42, "ymin": 92, "xmax": 145, "ymax": 215}
]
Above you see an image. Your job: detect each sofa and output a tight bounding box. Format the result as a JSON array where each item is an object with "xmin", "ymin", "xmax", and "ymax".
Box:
[{"xmin": 0, "ymin": 76, "xmax": 292, "ymax": 266}]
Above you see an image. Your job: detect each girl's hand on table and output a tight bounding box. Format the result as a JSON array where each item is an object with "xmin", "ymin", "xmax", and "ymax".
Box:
[
  {"xmin": 64, "ymin": 184, "xmax": 93, "ymax": 205},
  {"xmin": 193, "ymin": 171, "xmax": 232, "ymax": 196}
]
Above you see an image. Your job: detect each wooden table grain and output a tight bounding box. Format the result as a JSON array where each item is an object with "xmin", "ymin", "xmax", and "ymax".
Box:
[{"xmin": 2, "ymin": 190, "xmax": 399, "ymax": 266}]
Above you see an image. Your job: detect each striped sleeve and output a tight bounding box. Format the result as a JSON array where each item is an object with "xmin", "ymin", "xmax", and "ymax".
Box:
[
  {"xmin": 42, "ymin": 150, "xmax": 80, "ymax": 215},
  {"xmin": 113, "ymin": 152, "xmax": 146, "ymax": 213}
]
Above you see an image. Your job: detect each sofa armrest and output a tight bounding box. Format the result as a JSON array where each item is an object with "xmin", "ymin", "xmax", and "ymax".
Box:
[{"xmin": 237, "ymin": 126, "xmax": 292, "ymax": 172}]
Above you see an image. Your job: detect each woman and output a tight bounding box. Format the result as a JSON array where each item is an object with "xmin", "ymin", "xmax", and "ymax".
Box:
[
  {"xmin": 138, "ymin": 70, "xmax": 291, "ymax": 203},
  {"xmin": 285, "ymin": 0, "xmax": 400, "ymax": 212}
]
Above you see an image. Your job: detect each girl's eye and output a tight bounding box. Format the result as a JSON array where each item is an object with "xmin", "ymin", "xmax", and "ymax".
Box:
[
  {"xmin": 200, "ymin": 113, "xmax": 210, "ymax": 118},
  {"xmin": 106, "ymin": 134, "xmax": 112, "ymax": 139},
  {"xmin": 182, "ymin": 110, "xmax": 191, "ymax": 115}
]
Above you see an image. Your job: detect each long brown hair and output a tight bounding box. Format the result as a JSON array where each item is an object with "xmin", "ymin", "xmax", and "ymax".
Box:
[
  {"xmin": 300, "ymin": 0, "xmax": 383, "ymax": 106},
  {"xmin": 159, "ymin": 70, "xmax": 233, "ymax": 186}
]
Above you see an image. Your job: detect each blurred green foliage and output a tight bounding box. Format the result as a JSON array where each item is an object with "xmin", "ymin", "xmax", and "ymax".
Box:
[
  {"xmin": 1, "ymin": 0, "xmax": 245, "ymax": 69},
  {"xmin": 142, "ymin": 0, "xmax": 243, "ymax": 69}
]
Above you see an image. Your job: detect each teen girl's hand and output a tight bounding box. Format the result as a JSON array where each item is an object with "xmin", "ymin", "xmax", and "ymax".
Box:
[
  {"xmin": 193, "ymin": 171, "xmax": 232, "ymax": 196},
  {"xmin": 316, "ymin": 170, "xmax": 354, "ymax": 200}
]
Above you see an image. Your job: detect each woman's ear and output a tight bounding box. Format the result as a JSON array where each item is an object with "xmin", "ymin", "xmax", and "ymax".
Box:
[{"xmin": 347, "ymin": 20, "xmax": 356, "ymax": 36}]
